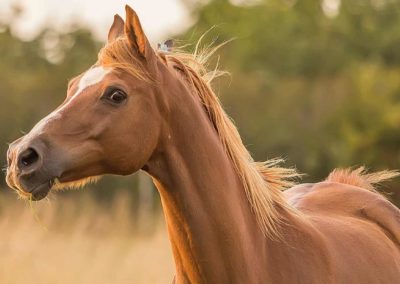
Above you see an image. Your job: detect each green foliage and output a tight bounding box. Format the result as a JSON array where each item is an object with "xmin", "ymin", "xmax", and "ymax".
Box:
[{"xmin": 0, "ymin": 26, "xmax": 99, "ymax": 148}]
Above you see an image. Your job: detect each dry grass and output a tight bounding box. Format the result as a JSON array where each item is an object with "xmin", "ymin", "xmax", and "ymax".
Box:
[{"xmin": 0, "ymin": 190, "xmax": 174, "ymax": 284}]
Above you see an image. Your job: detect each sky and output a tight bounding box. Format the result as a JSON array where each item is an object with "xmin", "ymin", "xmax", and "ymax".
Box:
[{"xmin": 0, "ymin": 0, "xmax": 193, "ymax": 44}]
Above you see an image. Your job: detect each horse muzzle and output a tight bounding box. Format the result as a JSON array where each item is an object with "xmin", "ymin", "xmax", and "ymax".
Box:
[{"xmin": 6, "ymin": 137, "xmax": 58, "ymax": 201}]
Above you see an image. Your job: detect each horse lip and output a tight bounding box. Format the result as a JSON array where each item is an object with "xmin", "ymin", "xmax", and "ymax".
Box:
[{"xmin": 29, "ymin": 179, "xmax": 54, "ymax": 201}]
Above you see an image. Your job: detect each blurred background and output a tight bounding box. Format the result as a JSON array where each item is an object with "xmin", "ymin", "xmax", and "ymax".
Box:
[{"xmin": 1, "ymin": 0, "xmax": 400, "ymax": 283}]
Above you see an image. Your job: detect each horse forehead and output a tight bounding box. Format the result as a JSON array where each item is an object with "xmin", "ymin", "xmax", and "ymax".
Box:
[{"xmin": 76, "ymin": 66, "xmax": 111, "ymax": 94}]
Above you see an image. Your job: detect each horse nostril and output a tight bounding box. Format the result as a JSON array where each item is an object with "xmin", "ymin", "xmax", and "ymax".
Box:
[{"xmin": 19, "ymin": 148, "xmax": 40, "ymax": 168}]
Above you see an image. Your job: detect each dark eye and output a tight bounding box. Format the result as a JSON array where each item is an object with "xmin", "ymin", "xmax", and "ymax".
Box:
[{"xmin": 102, "ymin": 89, "xmax": 127, "ymax": 105}]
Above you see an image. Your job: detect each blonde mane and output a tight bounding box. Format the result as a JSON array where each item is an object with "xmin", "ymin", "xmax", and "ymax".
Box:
[{"xmin": 98, "ymin": 37, "xmax": 302, "ymax": 238}]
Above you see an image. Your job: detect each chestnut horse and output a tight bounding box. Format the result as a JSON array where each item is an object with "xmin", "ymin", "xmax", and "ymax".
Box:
[{"xmin": 6, "ymin": 5, "xmax": 400, "ymax": 283}]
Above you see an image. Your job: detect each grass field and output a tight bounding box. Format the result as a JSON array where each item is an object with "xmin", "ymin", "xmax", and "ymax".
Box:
[{"xmin": 0, "ymin": 190, "xmax": 174, "ymax": 284}]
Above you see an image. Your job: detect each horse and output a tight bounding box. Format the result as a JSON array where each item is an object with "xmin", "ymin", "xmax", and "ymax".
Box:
[{"xmin": 6, "ymin": 5, "xmax": 400, "ymax": 283}]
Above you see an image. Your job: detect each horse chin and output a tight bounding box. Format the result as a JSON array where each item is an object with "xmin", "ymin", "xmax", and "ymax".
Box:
[{"xmin": 52, "ymin": 176, "xmax": 101, "ymax": 191}]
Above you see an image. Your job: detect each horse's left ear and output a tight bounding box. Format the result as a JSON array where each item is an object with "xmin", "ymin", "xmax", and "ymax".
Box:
[
  {"xmin": 124, "ymin": 5, "xmax": 154, "ymax": 60},
  {"xmin": 108, "ymin": 14, "xmax": 125, "ymax": 43}
]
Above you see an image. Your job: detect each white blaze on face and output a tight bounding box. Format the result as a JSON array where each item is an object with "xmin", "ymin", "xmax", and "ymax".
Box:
[
  {"xmin": 73, "ymin": 66, "xmax": 111, "ymax": 100},
  {"xmin": 31, "ymin": 66, "xmax": 112, "ymax": 134}
]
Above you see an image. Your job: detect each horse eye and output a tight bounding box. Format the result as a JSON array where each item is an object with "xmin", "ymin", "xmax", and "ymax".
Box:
[{"xmin": 103, "ymin": 89, "xmax": 127, "ymax": 105}]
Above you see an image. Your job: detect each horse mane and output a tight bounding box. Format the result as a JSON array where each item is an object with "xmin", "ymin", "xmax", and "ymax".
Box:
[{"xmin": 98, "ymin": 37, "xmax": 302, "ymax": 238}]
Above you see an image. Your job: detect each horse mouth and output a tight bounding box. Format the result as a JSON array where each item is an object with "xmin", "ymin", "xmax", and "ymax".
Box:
[
  {"xmin": 5, "ymin": 170, "xmax": 53, "ymax": 201},
  {"xmin": 7, "ymin": 168, "xmax": 99, "ymax": 201}
]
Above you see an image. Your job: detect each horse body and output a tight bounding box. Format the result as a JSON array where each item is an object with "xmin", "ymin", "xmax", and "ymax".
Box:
[{"xmin": 5, "ymin": 5, "xmax": 400, "ymax": 283}]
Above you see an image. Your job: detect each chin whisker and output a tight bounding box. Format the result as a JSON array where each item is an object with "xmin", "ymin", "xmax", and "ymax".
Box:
[{"xmin": 52, "ymin": 176, "xmax": 101, "ymax": 191}]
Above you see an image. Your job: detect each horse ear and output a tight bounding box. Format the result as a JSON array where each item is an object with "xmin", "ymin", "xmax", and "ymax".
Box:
[
  {"xmin": 108, "ymin": 14, "xmax": 124, "ymax": 43},
  {"xmin": 124, "ymin": 5, "xmax": 154, "ymax": 60}
]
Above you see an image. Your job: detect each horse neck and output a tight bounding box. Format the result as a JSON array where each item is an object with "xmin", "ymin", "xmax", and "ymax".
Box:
[{"xmin": 145, "ymin": 79, "xmax": 270, "ymax": 282}]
